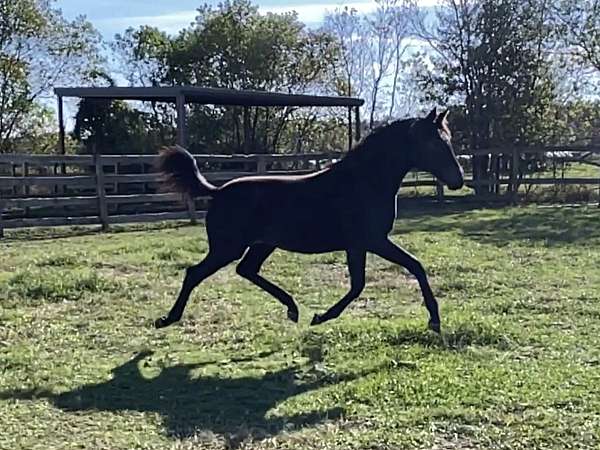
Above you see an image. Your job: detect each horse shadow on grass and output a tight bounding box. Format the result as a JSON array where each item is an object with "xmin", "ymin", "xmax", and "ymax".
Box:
[{"xmin": 2, "ymin": 350, "xmax": 372, "ymax": 447}]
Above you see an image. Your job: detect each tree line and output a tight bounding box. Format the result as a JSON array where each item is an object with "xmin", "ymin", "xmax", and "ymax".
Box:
[{"xmin": 1, "ymin": 0, "xmax": 599, "ymax": 170}]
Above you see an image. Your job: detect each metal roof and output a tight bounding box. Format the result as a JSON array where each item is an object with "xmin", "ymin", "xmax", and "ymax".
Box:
[{"xmin": 54, "ymin": 86, "xmax": 364, "ymax": 108}]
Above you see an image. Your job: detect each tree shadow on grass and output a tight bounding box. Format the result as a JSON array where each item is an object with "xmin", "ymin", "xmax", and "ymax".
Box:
[
  {"xmin": 1, "ymin": 350, "xmax": 372, "ymax": 447},
  {"xmin": 393, "ymin": 205, "xmax": 600, "ymax": 247}
]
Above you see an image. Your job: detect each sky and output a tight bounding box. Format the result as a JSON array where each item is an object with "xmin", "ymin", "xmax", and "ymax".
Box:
[{"xmin": 55, "ymin": 0, "xmax": 438, "ymax": 38}]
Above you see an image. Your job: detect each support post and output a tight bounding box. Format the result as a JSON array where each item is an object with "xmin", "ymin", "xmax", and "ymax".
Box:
[
  {"xmin": 354, "ymin": 106, "xmax": 361, "ymax": 141},
  {"xmin": 93, "ymin": 145, "xmax": 109, "ymax": 231},
  {"xmin": 58, "ymin": 96, "xmax": 66, "ymax": 194},
  {"xmin": 243, "ymin": 106, "xmax": 251, "ymax": 154},
  {"xmin": 347, "ymin": 106, "xmax": 353, "ymax": 152},
  {"xmin": 176, "ymin": 95, "xmax": 187, "ymax": 148},
  {"xmin": 177, "ymin": 95, "xmax": 196, "ymax": 224},
  {"xmin": 57, "ymin": 95, "xmax": 65, "ymax": 155}
]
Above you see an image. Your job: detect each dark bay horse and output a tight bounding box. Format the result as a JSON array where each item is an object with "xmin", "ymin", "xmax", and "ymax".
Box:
[{"xmin": 154, "ymin": 108, "xmax": 464, "ymax": 333}]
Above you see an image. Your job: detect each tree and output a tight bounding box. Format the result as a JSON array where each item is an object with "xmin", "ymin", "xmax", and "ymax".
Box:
[
  {"xmin": 0, "ymin": 0, "xmax": 104, "ymax": 152},
  {"xmin": 555, "ymin": 0, "xmax": 600, "ymax": 73},
  {"xmin": 414, "ymin": 0, "xmax": 559, "ymax": 193},
  {"xmin": 170, "ymin": 0, "xmax": 341, "ymax": 154},
  {"xmin": 73, "ymin": 98, "xmax": 172, "ymax": 154},
  {"xmin": 111, "ymin": 27, "xmax": 176, "ymax": 149},
  {"xmin": 110, "ymin": 0, "xmax": 342, "ymax": 154},
  {"xmin": 323, "ymin": 7, "xmax": 369, "ymax": 100},
  {"xmin": 323, "ymin": 0, "xmax": 419, "ymax": 128},
  {"xmin": 112, "ymin": 26, "xmax": 172, "ymax": 87}
]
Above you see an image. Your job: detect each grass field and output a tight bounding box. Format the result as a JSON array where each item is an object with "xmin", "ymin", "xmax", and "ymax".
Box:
[{"xmin": 1, "ymin": 205, "xmax": 600, "ymax": 450}]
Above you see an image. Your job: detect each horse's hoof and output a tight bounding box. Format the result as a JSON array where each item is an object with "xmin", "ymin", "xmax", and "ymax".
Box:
[
  {"xmin": 428, "ymin": 320, "xmax": 441, "ymax": 334},
  {"xmin": 154, "ymin": 316, "xmax": 171, "ymax": 329},
  {"xmin": 287, "ymin": 308, "xmax": 299, "ymax": 323}
]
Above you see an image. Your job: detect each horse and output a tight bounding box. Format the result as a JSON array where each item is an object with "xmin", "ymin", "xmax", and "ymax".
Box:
[{"xmin": 154, "ymin": 108, "xmax": 464, "ymax": 333}]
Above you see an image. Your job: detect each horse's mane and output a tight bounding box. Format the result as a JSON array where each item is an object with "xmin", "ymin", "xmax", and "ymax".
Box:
[{"xmin": 337, "ymin": 118, "xmax": 417, "ymax": 168}]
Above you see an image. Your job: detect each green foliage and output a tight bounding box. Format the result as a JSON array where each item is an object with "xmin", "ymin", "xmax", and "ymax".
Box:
[
  {"xmin": 72, "ymin": 98, "xmax": 175, "ymax": 154},
  {"xmin": 555, "ymin": 0, "xmax": 600, "ymax": 72},
  {"xmin": 421, "ymin": 0, "xmax": 558, "ymax": 149},
  {"xmin": 0, "ymin": 0, "xmax": 103, "ymax": 153},
  {"xmin": 108, "ymin": 0, "xmax": 343, "ymax": 154},
  {"xmin": 113, "ymin": 26, "xmax": 172, "ymax": 87}
]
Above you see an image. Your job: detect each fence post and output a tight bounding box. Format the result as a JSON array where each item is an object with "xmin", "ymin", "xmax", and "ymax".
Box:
[
  {"xmin": 0, "ymin": 201, "xmax": 4, "ymax": 239},
  {"xmin": 186, "ymin": 196, "xmax": 197, "ymax": 225},
  {"xmin": 94, "ymin": 149, "xmax": 109, "ymax": 231},
  {"xmin": 436, "ymin": 179, "xmax": 445, "ymax": 203},
  {"xmin": 511, "ymin": 147, "xmax": 519, "ymax": 204},
  {"xmin": 257, "ymin": 155, "xmax": 267, "ymax": 175},
  {"xmin": 23, "ymin": 163, "xmax": 30, "ymax": 218},
  {"xmin": 12, "ymin": 164, "xmax": 17, "ymax": 196},
  {"xmin": 22, "ymin": 163, "xmax": 29, "ymax": 196}
]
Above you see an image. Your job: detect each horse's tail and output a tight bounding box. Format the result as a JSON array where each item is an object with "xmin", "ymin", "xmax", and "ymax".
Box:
[{"xmin": 156, "ymin": 145, "xmax": 216, "ymax": 198}]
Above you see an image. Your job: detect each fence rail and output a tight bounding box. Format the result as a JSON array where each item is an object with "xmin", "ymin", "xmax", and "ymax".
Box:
[
  {"xmin": 1, "ymin": 147, "xmax": 599, "ymax": 236},
  {"xmin": 0, "ymin": 152, "xmax": 342, "ymax": 236}
]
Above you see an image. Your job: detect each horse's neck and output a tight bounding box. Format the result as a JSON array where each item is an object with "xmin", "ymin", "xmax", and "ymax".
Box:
[{"xmin": 334, "ymin": 148, "xmax": 411, "ymax": 198}]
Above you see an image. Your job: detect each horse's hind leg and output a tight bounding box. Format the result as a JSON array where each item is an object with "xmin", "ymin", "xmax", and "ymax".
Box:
[
  {"xmin": 236, "ymin": 244, "xmax": 299, "ymax": 322},
  {"xmin": 155, "ymin": 245, "xmax": 244, "ymax": 329},
  {"xmin": 311, "ymin": 249, "xmax": 366, "ymax": 326}
]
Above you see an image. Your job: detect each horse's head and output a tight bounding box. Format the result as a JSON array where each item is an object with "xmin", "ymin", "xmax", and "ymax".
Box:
[{"xmin": 409, "ymin": 108, "xmax": 464, "ymax": 190}]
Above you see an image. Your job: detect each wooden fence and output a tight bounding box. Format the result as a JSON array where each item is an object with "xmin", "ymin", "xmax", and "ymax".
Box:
[
  {"xmin": 1, "ymin": 146, "xmax": 599, "ymax": 236},
  {"xmin": 0, "ymin": 152, "xmax": 343, "ymax": 236}
]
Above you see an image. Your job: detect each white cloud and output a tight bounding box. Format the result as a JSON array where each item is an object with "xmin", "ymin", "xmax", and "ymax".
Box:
[
  {"xmin": 96, "ymin": 10, "xmax": 197, "ymax": 36},
  {"xmin": 96, "ymin": 1, "xmax": 441, "ymax": 37}
]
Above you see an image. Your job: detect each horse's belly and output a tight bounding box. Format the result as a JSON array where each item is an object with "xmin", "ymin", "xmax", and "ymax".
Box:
[
  {"xmin": 271, "ymin": 234, "xmax": 346, "ymax": 254},
  {"xmin": 255, "ymin": 204, "xmax": 348, "ymax": 253}
]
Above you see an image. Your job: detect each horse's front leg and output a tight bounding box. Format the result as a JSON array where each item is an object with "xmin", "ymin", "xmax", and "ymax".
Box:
[
  {"xmin": 311, "ymin": 249, "xmax": 366, "ymax": 325},
  {"xmin": 370, "ymin": 238, "xmax": 441, "ymax": 333}
]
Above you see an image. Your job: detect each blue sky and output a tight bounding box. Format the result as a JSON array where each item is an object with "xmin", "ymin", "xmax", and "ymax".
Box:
[
  {"xmin": 55, "ymin": 0, "xmax": 436, "ymax": 38},
  {"xmin": 55, "ymin": 0, "xmax": 374, "ymax": 37}
]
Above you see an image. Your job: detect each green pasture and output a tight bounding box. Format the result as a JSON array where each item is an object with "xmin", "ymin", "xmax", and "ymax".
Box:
[{"xmin": 1, "ymin": 205, "xmax": 599, "ymax": 449}]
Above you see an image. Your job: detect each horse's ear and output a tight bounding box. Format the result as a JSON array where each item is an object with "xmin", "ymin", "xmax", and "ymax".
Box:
[
  {"xmin": 425, "ymin": 108, "xmax": 437, "ymax": 122},
  {"xmin": 436, "ymin": 109, "xmax": 449, "ymax": 125}
]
